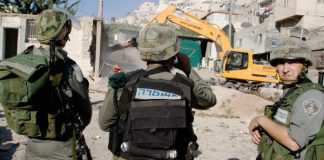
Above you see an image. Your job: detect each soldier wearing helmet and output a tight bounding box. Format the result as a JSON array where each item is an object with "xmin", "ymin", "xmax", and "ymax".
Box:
[
  {"xmin": 248, "ymin": 37, "xmax": 324, "ymax": 160},
  {"xmin": 98, "ymin": 24, "xmax": 216, "ymax": 160},
  {"xmin": 22, "ymin": 9, "xmax": 92, "ymax": 160}
]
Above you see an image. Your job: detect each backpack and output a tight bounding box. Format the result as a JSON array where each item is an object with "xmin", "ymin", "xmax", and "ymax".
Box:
[
  {"xmin": 0, "ymin": 46, "xmax": 71, "ymax": 139},
  {"xmin": 109, "ymin": 68, "xmax": 196, "ymax": 159}
]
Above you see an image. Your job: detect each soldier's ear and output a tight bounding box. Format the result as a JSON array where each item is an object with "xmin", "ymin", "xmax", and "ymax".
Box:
[{"xmin": 302, "ymin": 65, "xmax": 308, "ymax": 74}]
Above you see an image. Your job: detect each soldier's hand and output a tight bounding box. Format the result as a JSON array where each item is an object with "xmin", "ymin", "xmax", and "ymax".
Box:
[
  {"xmin": 251, "ymin": 130, "xmax": 261, "ymax": 144},
  {"xmin": 174, "ymin": 53, "xmax": 191, "ymax": 77},
  {"xmin": 248, "ymin": 116, "xmax": 262, "ymax": 144}
]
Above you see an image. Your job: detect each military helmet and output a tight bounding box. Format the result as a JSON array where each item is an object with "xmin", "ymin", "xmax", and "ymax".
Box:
[
  {"xmin": 138, "ymin": 24, "xmax": 179, "ymax": 61},
  {"xmin": 270, "ymin": 37, "xmax": 312, "ymax": 66},
  {"xmin": 35, "ymin": 9, "xmax": 72, "ymax": 43}
]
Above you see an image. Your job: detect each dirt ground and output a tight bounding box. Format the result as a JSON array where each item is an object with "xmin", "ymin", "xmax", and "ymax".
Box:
[{"xmin": 0, "ymin": 69, "xmax": 274, "ymax": 160}]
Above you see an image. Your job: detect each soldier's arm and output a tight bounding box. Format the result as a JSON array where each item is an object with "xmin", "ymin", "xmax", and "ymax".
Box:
[
  {"xmin": 288, "ymin": 89, "xmax": 324, "ymax": 148},
  {"xmin": 98, "ymin": 87, "xmax": 119, "ymax": 132},
  {"xmin": 249, "ymin": 89, "xmax": 324, "ymax": 151},
  {"xmin": 69, "ymin": 62, "xmax": 92, "ymax": 127},
  {"xmin": 249, "ymin": 115, "xmax": 300, "ymax": 151},
  {"xmin": 189, "ymin": 69, "xmax": 217, "ymax": 109}
]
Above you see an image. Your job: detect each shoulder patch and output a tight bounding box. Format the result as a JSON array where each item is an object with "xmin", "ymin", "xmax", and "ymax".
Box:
[
  {"xmin": 73, "ymin": 64, "xmax": 84, "ymax": 82},
  {"xmin": 303, "ymin": 99, "xmax": 321, "ymax": 119}
]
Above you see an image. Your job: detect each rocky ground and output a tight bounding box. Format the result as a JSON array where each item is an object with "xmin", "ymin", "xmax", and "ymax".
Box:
[{"xmin": 0, "ymin": 69, "xmax": 277, "ymax": 160}]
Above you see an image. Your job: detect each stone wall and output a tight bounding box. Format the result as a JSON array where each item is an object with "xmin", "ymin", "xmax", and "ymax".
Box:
[{"xmin": 65, "ymin": 17, "xmax": 94, "ymax": 78}]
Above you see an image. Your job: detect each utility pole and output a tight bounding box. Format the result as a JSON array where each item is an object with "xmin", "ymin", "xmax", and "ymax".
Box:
[
  {"xmin": 94, "ymin": 0, "xmax": 103, "ymax": 78},
  {"xmin": 228, "ymin": 0, "xmax": 233, "ymax": 45}
]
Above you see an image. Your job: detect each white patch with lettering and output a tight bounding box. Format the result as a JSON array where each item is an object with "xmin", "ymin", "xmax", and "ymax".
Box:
[
  {"xmin": 274, "ymin": 108, "xmax": 289, "ymax": 124},
  {"xmin": 303, "ymin": 99, "xmax": 321, "ymax": 119},
  {"xmin": 135, "ymin": 88, "xmax": 181, "ymax": 100},
  {"xmin": 73, "ymin": 65, "xmax": 84, "ymax": 82}
]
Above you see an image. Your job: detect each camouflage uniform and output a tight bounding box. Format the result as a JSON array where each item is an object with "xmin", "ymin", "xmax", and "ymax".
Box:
[
  {"xmin": 23, "ymin": 9, "xmax": 92, "ymax": 160},
  {"xmin": 255, "ymin": 37, "xmax": 324, "ymax": 160},
  {"xmin": 98, "ymin": 24, "xmax": 216, "ymax": 159}
]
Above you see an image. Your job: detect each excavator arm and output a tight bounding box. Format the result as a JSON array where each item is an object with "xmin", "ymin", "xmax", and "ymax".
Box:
[
  {"xmin": 145, "ymin": 6, "xmax": 231, "ymax": 60},
  {"xmin": 144, "ymin": 6, "xmax": 279, "ymax": 85}
]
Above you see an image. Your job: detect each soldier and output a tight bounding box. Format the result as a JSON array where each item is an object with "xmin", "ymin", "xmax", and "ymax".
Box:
[
  {"xmin": 248, "ymin": 37, "xmax": 324, "ymax": 159},
  {"xmin": 0, "ymin": 9, "xmax": 92, "ymax": 159},
  {"xmin": 98, "ymin": 23, "xmax": 216, "ymax": 160}
]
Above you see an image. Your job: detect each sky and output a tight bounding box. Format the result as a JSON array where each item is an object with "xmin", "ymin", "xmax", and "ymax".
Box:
[{"xmin": 77, "ymin": 0, "xmax": 159, "ymax": 22}]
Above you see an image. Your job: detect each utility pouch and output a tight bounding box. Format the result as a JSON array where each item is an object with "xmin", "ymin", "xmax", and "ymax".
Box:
[
  {"xmin": 271, "ymin": 141, "xmax": 294, "ymax": 160},
  {"xmin": 258, "ymin": 135, "xmax": 294, "ymax": 160},
  {"xmin": 314, "ymin": 145, "xmax": 324, "ymax": 159},
  {"xmin": 264, "ymin": 105, "xmax": 277, "ymax": 118},
  {"xmin": 4, "ymin": 106, "xmax": 69, "ymax": 139},
  {"xmin": 130, "ymin": 99, "xmax": 186, "ymax": 149},
  {"xmin": 3, "ymin": 106, "xmax": 40, "ymax": 137},
  {"xmin": 306, "ymin": 143, "xmax": 324, "ymax": 159},
  {"xmin": 108, "ymin": 121, "xmax": 126, "ymax": 155},
  {"xmin": 45, "ymin": 112, "xmax": 69, "ymax": 139},
  {"xmin": 258, "ymin": 135, "xmax": 274, "ymax": 160}
]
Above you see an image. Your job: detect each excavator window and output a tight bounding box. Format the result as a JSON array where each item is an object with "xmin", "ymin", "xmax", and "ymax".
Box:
[{"xmin": 225, "ymin": 52, "xmax": 248, "ymax": 71}]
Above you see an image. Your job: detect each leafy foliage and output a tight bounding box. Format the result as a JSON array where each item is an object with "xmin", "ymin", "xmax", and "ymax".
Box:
[{"xmin": 0, "ymin": 0, "xmax": 81, "ymax": 15}]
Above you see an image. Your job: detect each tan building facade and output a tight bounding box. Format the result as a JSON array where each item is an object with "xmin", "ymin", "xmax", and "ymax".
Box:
[
  {"xmin": 0, "ymin": 13, "xmax": 94, "ymax": 77},
  {"xmin": 235, "ymin": 0, "xmax": 324, "ymax": 66}
]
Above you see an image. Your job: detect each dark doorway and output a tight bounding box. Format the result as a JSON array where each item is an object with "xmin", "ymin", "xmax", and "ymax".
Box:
[{"xmin": 3, "ymin": 28, "xmax": 18, "ymax": 58}]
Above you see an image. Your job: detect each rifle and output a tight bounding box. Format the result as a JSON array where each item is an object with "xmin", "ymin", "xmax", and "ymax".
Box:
[
  {"xmin": 63, "ymin": 87, "xmax": 92, "ymax": 160},
  {"xmin": 73, "ymin": 113, "xmax": 92, "ymax": 160},
  {"xmin": 49, "ymin": 40, "xmax": 63, "ymax": 86},
  {"xmin": 49, "ymin": 41, "xmax": 57, "ymax": 84},
  {"xmin": 49, "ymin": 41, "xmax": 92, "ymax": 160}
]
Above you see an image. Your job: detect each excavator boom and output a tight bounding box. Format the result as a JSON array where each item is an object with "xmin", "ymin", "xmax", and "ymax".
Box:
[{"xmin": 144, "ymin": 6, "xmax": 279, "ymax": 87}]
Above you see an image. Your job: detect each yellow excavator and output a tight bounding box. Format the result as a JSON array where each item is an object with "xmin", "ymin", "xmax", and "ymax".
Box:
[{"xmin": 144, "ymin": 6, "xmax": 279, "ymax": 92}]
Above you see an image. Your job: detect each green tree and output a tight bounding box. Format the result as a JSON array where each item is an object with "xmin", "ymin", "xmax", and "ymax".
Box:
[{"xmin": 0, "ymin": 0, "xmax": 80, "ymax": 15}]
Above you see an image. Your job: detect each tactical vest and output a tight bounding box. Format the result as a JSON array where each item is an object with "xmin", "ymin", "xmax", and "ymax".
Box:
[
  {"xmin": 258, "ymin": 82, "xmax": 324, "ymax": 160},
  {"xmin": 108, "ymin": 68, "xmax": 197, "ymax": 160},
  {"xmin": 0, "ymin": 46, "xmax": 73, "ymax": 140}
]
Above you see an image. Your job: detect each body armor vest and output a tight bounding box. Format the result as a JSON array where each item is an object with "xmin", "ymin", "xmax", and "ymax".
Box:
[
  {"xmin": 258, "ymin": 82, "xmax": 324, "ymax": 160},
  {"xmin": 108, "ymin": 68, "xmax": 197, "ymax": 160}
]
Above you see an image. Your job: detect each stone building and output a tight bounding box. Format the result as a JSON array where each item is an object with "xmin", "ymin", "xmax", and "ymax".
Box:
[
  {"xmin": 0, "ymin": 13, "xmax": 95, "ymax": 77},
  {"xmin": 234, "ymin": 0, "xmax": 324, "ymax": 67}
]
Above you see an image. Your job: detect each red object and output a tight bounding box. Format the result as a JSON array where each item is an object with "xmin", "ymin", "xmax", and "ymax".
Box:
[{"xmin": 112, "ymin": 64, "xmax": 123, "ymax": 73}]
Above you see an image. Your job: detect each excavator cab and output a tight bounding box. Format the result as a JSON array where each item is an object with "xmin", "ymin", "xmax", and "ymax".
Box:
[
  {"xmin": 224, "ymin": 51, "xmax": 248, "ymax": 71},
  {"xmin": 220, "ymin": 49, "xmax": 279, "ymax": 91}
]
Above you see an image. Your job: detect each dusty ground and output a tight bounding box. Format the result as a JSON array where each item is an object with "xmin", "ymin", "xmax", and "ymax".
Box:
[{"xmin": 0, "ymin": 69, "xmax": 274, "ymax": 160}]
